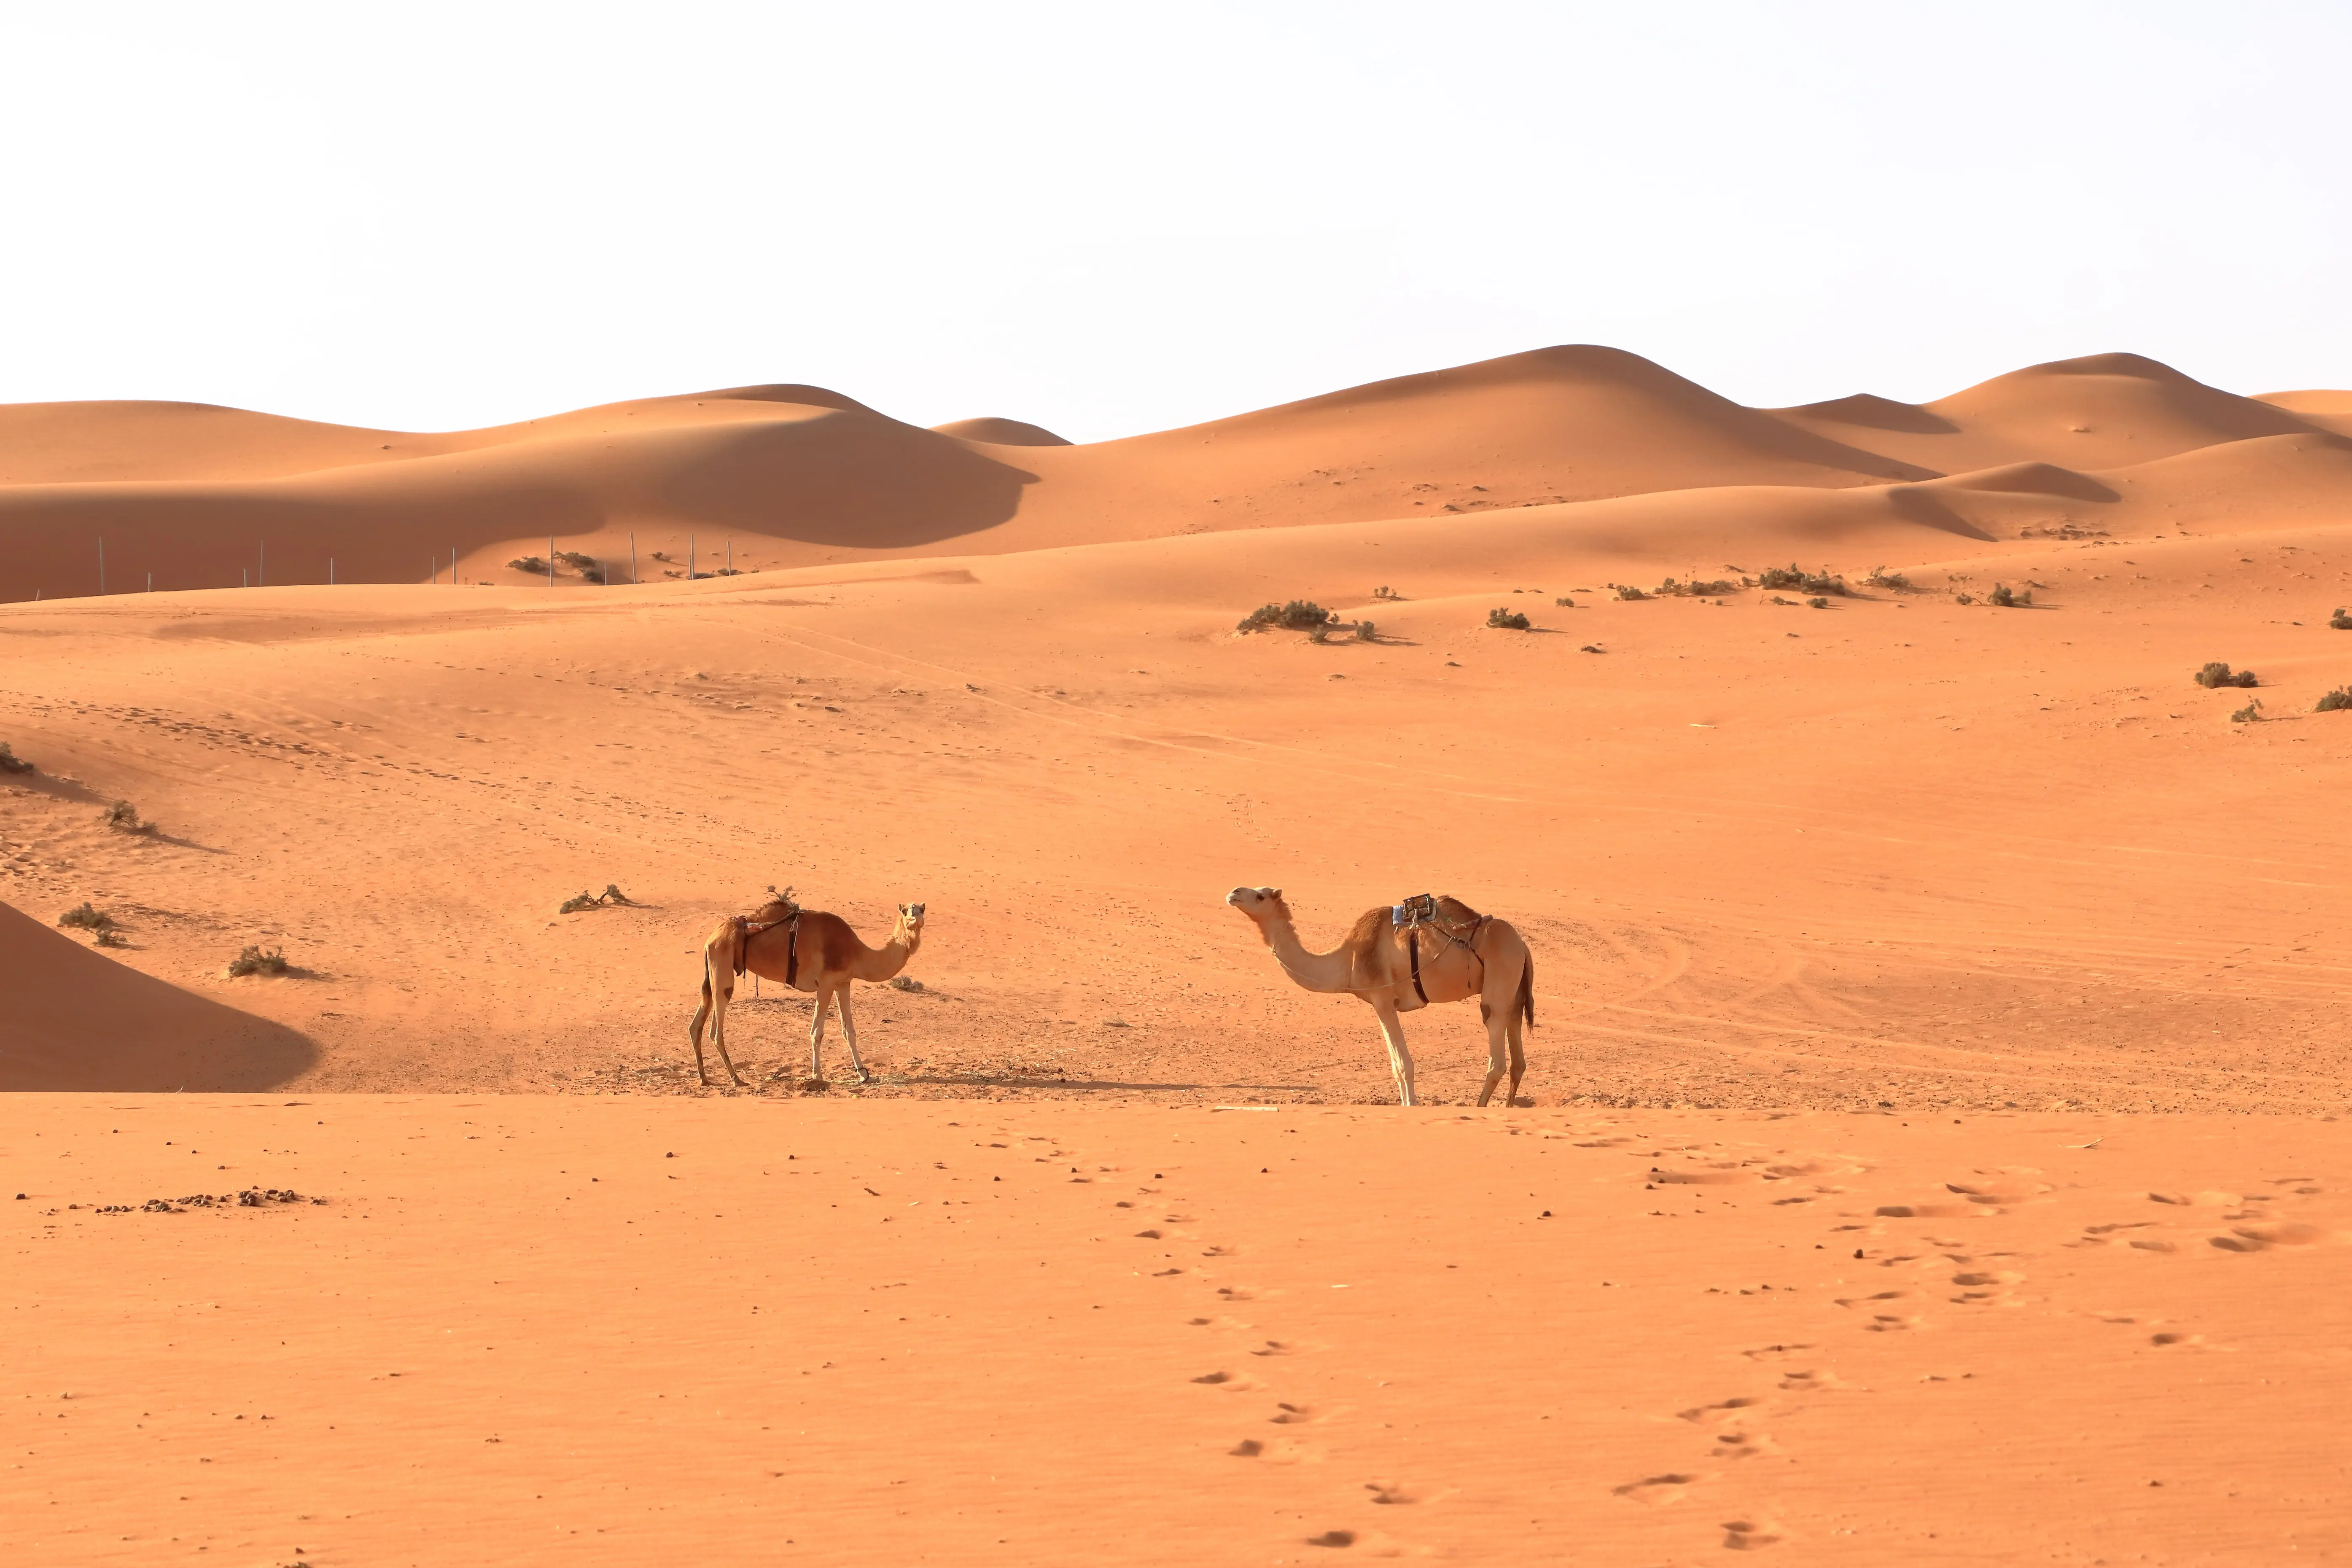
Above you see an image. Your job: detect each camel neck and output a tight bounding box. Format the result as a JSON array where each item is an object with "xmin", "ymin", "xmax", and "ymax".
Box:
[{"xmin": 1259, "ymin": 914, "xmax": 1355, "ymax": 993}]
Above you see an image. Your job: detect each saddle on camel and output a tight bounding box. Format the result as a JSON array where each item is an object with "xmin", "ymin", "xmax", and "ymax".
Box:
[{"xmin": 688, "ymin": 886, "xmax": 927, "ymax": 1088}]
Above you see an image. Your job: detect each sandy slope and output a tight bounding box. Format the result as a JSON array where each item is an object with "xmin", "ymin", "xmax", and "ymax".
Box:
[
  {"xmin": 5, "ymin": 1096, "xmax": 2346, "ymax": 1565},
  {"xmin": 8, "ymin": 346, "xmax": 2335, "ymax": 606}
]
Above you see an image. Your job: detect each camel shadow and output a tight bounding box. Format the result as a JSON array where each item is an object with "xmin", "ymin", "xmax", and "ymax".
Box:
[{"xmin": 890, "ymin": 1072, "xmax": 1319, "ymax": 1093}]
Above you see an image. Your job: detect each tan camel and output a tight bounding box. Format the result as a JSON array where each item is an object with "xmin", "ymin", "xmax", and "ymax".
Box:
[
  {"xmin": 688, "ymin": 892, "xmax": 926, "ymax": 1087},
  {"xmin": 1225, "ymin": 888, "xmax": 1534, "ymax": 1107}
]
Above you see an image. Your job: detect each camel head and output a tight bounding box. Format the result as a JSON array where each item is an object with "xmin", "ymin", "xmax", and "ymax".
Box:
[
  {"xmin": 1224, "ymin": 886, "xmax": 1289, "ymax": 927},
  {"xmin": 896, "ymin": 902, "xmax": 927, "ymax": 949}
]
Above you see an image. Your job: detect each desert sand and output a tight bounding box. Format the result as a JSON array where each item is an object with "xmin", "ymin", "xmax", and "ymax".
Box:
[{"xmin": 6, "ymin": 345, "xmax": 2352, "ymax": 1560}]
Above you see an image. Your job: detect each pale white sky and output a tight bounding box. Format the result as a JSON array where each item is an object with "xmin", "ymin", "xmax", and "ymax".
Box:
[{"xmin": 2, "ymin": 2, "xmax": 2344, "ymax": 442}]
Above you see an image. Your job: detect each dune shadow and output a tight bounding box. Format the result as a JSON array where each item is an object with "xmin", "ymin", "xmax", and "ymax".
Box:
[
  {"xmin": 1786, "ymin": 394, "xmax": 1961, "ymax": 436},
  {"xmin": 1885, "ymin": 485, "xmax": 1998, "ymax": 540},
  {"xmin": 2, "ymin": 901, "xmax": 316, "ymax": 1091}
]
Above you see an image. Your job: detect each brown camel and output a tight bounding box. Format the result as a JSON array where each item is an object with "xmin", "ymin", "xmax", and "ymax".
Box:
[
  {"xmin": 688, "ymin": 892, "xmax": 926, "ymax": 1087},
  {"xmin": 1225, "ymin": 888, "xmax": 1534, "ymax": 1107}
]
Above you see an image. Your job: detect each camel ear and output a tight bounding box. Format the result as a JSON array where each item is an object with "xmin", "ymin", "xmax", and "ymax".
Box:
[{"xmin": 1268, "ymin": 888, "xmax": 1282, "ymax": 900}]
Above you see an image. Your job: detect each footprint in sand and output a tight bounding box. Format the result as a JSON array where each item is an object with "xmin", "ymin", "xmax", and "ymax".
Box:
[
  {"xmin": 1364, "ymin": 1480, "xmax": 1417, "ymax": 1505},
  {"xmin": 2212, "ymin": 1221, "xmax": 2325, "ymax": 1252},
  {"xmin": 1721, "ymin": 1518, "xmax": 1783, "ymax": 1551},
  {"xmin": 1613, "ymin": 1473, "xmax": 1700, "ymax": 1506},
  {"xmin": 1676, "ymin": 1396, "xmax": 1760, "ymax": 1424}
]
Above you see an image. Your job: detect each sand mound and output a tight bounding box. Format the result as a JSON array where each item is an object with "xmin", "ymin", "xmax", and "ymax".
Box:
[
  {"xmin": 2257, "ymin": 389, "xmax": 2352, "ymax": 438},
  {"xmin": 0, "ymin": 900, "xmax": 313, "ymax": 1091},
  {"xmin": 930, "ymin": 416, "xmax": 1073, "ymax": 447}
]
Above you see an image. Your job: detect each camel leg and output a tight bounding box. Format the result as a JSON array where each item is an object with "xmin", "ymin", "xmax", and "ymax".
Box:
[
  {"xmin": 837, "ymin": 986, "xmax": 872, "ymax": 1083},
  {"xmin": 1369, "ymin": 995, "xmax": 1417, "ymax": 1107},
  {"xmin": 1475, "ymin": 997, "xmax": 1511, "ymax": 1107},
  {"xmin": 708, "ymin": 973, "xmax": 748, "ymax": 1087},
  {"xmin": 807, "ymin": 985, "xmax": 831, "ymax": 1081},
  {"xmin": 689, "ymin": 967, "xmax": 717, "ymax": 1085},
  {"xmin": 1506, "ymin": 1009, "xmax": 1527, "ymax": 1107}
]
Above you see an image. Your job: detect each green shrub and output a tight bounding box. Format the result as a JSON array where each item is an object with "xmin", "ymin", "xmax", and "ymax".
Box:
[
  {"xmin": 1371, "ymin": 586, "xmax": 1399, "ymax": 600},
  {"xmin": 1354, "ymin": 619, "xmax": 1377, "ymax": 642},
  {"xmin": 1238, "ymin": 600, "xmax": 1335, "ymax": 632},
  {"xmin": 2317, "ymin": 688, "xmax": 2352, "ymax": 713},
  {"xmin": 2196, "ymin": 662, "xmax": 2257, "ymax": 689},
  {"xmin": 0, "ymin": 742, "xmax": 31, "ymax": 775},
  {"xmin": 58, "ymin": 902, "xmax": 116, "ymax": 934},
  {"xmin": 1486, "ymin": 608, "xmax": 1532, "ymax": 630},
  {"xmin": 2231, "ymin": 698, "xmax": 2263, "ymax": 723},
  {"xmin": 1750, "ymin": 563, "xmax": 1847, "ymax": 595},
  {"xmin": 509, "ymin": 556, "xmax": 550, "ymax": 576},
  {"xmin": 227, "ymin": 944, "xmax": 288, "ymax": 977}
]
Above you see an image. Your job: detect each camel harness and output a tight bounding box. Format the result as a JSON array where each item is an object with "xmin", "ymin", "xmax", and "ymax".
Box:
[
  {"xmin": 1391, "ymin": 893, "xmax": 1491, "ymax": 1004},
  {"xmin": 731, "ymin": 892, "xmax": 804, "ymax": 987}
]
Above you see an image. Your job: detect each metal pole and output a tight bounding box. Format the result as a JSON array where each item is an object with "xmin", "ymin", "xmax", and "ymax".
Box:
[
  {"xmin": 631, "ymin": 533, "xmax": 638, "ymax": 584},
  {"xmin": 146, "ymin": 572, "xmax": 152, "ymax": 592},
  {"xmin": 549, "ymin": 536, "xmax": 555, "ymax": 587},
  {"xmin": 690, "ymin": 534, "xmax": 696, "ymax": 580},
  {"xmin": 259, "ymin": 540, "xmax": 265, "ymax": 587},
  {"xmin": 451, "ymin": 547, "xmax": 456, "ymax": 585},
  {"xmin": 727, "ymin": 538, "xmax": 732, "ymax": 574},
  {"xmin": 98, "ymin": 538, "xmax": 105, "ymax": 595},
  {"xmin": 330, "ymin": 558, "xmax": 335, "ymax": 586}
]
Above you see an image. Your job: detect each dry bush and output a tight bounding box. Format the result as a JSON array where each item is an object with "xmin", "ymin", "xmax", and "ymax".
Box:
[
  {"xmin": 1238, "ymin": 600, "xmax": 1336, "ymax": 632},
  {"xmin": 2330, "ymin": 608, "xmax": 2352, "ymax": 630},
  {"xmin": 2317, "ymin": 688, "xmax": 2352, "ymax": 713},
  {"xmin": 1865, "ymin": 565, "xmax": 1913, "ymax": 591},
  {"xmin": 0, "ymin": 742, "xmax": 32, "ymax": 775},
  {"xmin": 1750, "ymin": 564, "xmax": 1848, "ymax": 595},
  {"xmin": 1987, "ymin": 583, "xmax": 2032, "ymax": 607},
  {"xmin": 560, "ymin": 884, "xmax": 632, "ymax": 914},
  {"xmin": 1652, "ymin": 577, "xmax": 1738, "ymax": 597},
  {"xmin": 2196, "ymin": 662, "xmax": 2258, "ymax": 689},
  {"xmin": 227, "ymin": 944, "xmax": 289, "ymax": 977},
  {"xmin": 102, "ymin": 800, "xmax": 145, "ymax": 834},
  {"xmin": 2231, "ymin": 697, "xmax": 2264, "ymax": 724},
  {"xmin": 1486, "ymin": 608, "xmax": 1531, "ymax": 630},
  {"xmin": 509, "ymin": 556, "xmax": 550, "ymax": 576},
  {"xmin": 58, "ymin": 902, "xmax": 116, "ymax": 934}
]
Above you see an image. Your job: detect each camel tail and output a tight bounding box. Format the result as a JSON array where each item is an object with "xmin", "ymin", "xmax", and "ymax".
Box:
[{"xmin": 1518, "ymin": 953, "xmax": 1536, "ymax": 1030}]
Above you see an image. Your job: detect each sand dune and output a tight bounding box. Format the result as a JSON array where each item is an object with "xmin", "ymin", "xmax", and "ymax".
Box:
[
  {"xmin": 931, "ymin": 415, "xmax": 1072, "ymax": 446},
  {"xmin": 0, "ymin": 898, "xmax": 312, "ymax": 1091},
  {"xmin": 2258, "ymin": 387, "xmax": 2352, "ymax": 438},
  {"xmin": 19, "ymin": 344, "xmax": 2344, "ymax": 605}
]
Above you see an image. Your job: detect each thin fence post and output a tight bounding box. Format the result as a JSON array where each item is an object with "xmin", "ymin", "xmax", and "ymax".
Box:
[
  {"xmin": 451, "ymin": 547, "xmax": 456, "ymax": 585},
  {"xmin": 690, "ymin": 534, "xmax": 696, "ymax": 580},
  {"xmin": 330, "ymin": 559, "xmax": 335, "ymax": 586},
  {"xmin": 631, "ymin": 533, "xmax": 638, "ymax": 584},
  {"xmin": 727, "ymin": 538, "xmax": 732, "ymax": 575},
  {"xmin": 242, "ymin": 568, "xmax": 248, "ymax": 589},
  {"xmin": 259, "ymin": 540, "xmax": 265, "ymax": 588},
  {"xmin": 146, "ymin": 572, "xmax": 152, "ymax": 592},
  {"xmin": 549, "ymin": 536, "xmax": 555, "ymax": 587},
  {"xmin": 98, "ymin": 538, "xmax": 105, "ymax": 595}
]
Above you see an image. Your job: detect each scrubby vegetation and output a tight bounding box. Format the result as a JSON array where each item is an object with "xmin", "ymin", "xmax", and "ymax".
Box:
[
  {"xmin": 1807, "ymin": 596, "xmax": 1829, "ymax": 609},
  {"xmin": 1986, "ymin": 583, "xmax": 2032, "ymax": 608},
  {"xmin": 508, "ymin": 556, "xmax": 550, "ymax": 576},
  {"xmin": 553, "ymin": 550, "xmax": 597, "ymax": 572},
  {"xmin": 1354, "ymin": 619, "xmax": 1377, "ymax": 642},
  {"xmin": 2196, "ymin": 662, "xmax": 2258, "ymax": 689},
  {"xmin": 0, "ymin": 742, "xmax": 31, "ymax": 775},
  {"xmin": 560, "ymin": 884, "xmax": 633, "ymax": 914},
  {"xmin": 1865, "ymin": 565, "xmax": 1913, "ymax": 591},
  {"xmin": 1486, "ymin": 608, "xmax": 1531, "ymax": 630},
  {"xmin": 1612, "ymin": 585, "xmax": 1648, "ymax": 601},
  {"xmin": 1651, "ymin": 577, "xmax": 1739, "ymax": 597},
  {"xmin": 2331, "ymin": 608, "xmax": 2352, "ymax": 630},
  {"xmin": 2231, "ymin": 698, "xmax": 2264, "ymax": 724},
  {"xmin": 1238, "ymin": 599, "xmax": 1337, "ymax": 632},
  {"xmin": 102, "ymin": 799, "xmax": 145, "ymax": 834},
  {"xmin": 58, "ymin": 902, "xmax": 116, "ymax": 935},
  {"xmin": 1750, "ymin": 563, "xmax": 1849, "ymax": 596},
  {"xmin": 227, "ymin": 944, "xmax": 289, "ymax": 977},
  {"xmin": 1554, "ymin": 596, "xmax": 1575, "ymax": 607},
  {"xmin": 1371, "ymin": 586, "xmax": 1400, "ymax": 600},
  {"xmin": 2317, "ymin": 688, "xmax": 2352, "ymax": 713},
  {"xmin": 1954, "ymin": 592, "xmax": 1975, "ymax": 606}
]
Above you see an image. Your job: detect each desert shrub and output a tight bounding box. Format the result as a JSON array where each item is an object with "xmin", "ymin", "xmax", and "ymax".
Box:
[
  {"xmin": 888, "ymin": 975, "xmax": 925, "ymax": 992},
  {"xmin": 2196, "ymin": 662, "xmax": 2258, "ymax": 689},
  {"xmin": 0, "ymin": 742, "xmax": 31, "ymax": 775},
  {"xmin": 560, "ymin": 884, "xmax": 632, "ymax": 914},
  {"xmin": 1306, "ymin": 622, "xmax": 1332, "ymax": 644},
  {"xmin": 1954, "ymin": 592, "xmax": 1975, "ymax": 606},
  {"xmin": 102, "ymin": 800, "xmax": 144, "ymax": 833},
  {"xmin": 1806, "ymin": 596, "xmax": 1829, "ymax": 609},
  {"xmin": 1750, "ymin": 563, "xmax": 1848, "ymax": 595},
  {"xmin": 1553, "ymin": 596, "xmax": 1575, "ymax": 607},
  {"xmin": 1612, "ymin": 584, "xmax": 1649, "ymax": 601},
  {"xmin": 2332, "ymin": 608, "xmax": 2352, "ymax": 630},
  {"xmin": 1486, "ymin": 608, "xmax": 1531, "ymax": 630},
  {"xmin": 2317, "ymin": 688, "xmax": 2352, "ymax": 713},
  {"xmin": 1238, "ymin": 600, "xmax": 1335, "ymax": 632},
  {"xmin": 1653, "ymin": 577, "xmax": 1739, "ymax": 597},
  {"xmin": 1987, "ymin": 583, "xmax": 2032, "ymax": 608},
  {"xmin": 227, "ymin": 944, "xmax": 288, "ymax": 977},
  {"xmin": 58, "ymin": 902, "xmax": 116, "ymax": 934},
  {"xmin": 2231, "ymin": 698, "xmax": 2264, "ymax": 723},
  {"xmin": 1354, "ymin": 619, "xmax": 1377, "ymax": 642},
  {"xmin": 1865, "ymin": 565, "xmax": 1913, "ymax": 591},
  {"xmin": 1371, "ymin": 586, "xmax": 1399, "ymax": 600},
  {"xmin": 509, "ymin": 556, "xmax": 550, "ymax": 576}
]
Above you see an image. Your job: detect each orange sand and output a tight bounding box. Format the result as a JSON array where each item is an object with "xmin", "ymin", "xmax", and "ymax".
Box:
[
  {"xmin": 6, "ymin": 345, "xmax": 2352, "ymax": 1559},
  {"xmin": 6, "ymin": 1097, "xmax": 2346, "ymax": 1565}
]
